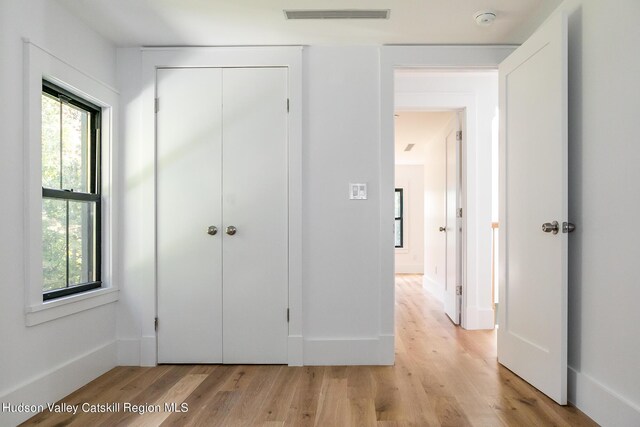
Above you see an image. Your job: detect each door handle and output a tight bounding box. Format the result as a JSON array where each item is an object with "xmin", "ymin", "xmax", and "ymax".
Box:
[
  {"xmin": 439, "ymin": 226, "xmax": 446, "ymax": 232},
  {"xmin": 226, "ymin": 226, "xmax": 237, "ymax": 236},
  {"xmin": 207, "ymin": 226, "xmax": 218, "ymax": 236},
  {"xmin": 541, "ymin": 221, "xmax": 559, "ymax": 235}
]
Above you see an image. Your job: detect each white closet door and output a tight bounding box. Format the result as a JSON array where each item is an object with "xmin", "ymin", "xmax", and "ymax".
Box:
[
  {"xmin": 157, "ymin": 68, "xmax": 223, "ymax": 363},
  {"xmin": 222, "ymin": 68, "xmax": 289, "ymax": 363}
]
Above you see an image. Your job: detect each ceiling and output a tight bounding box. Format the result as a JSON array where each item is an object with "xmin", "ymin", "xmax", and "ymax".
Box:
[
  {"xmin": 56, "ymin": 0, "xmax": 562, "ymax": 47},
  {"xmin": 395, "ymin": 111, "xmax": 455, "ymax": 165}
]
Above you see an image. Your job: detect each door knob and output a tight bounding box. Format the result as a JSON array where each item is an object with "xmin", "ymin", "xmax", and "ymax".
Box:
[
  {"xmin": 207, "ymin": 226, "xmax": 218, "ymax": 236},
  {"xmin": 439, "ymin": 226, "xmax": 446, "ymax": 232},
  {"xmin": 541, "ymin": 221, "xmax": 559, "ymax": 235},
  {"xmin": 563, "ymin": 222, "xmax": 576, "ymax": 233},
  {"xmin": 226, "ymin": 226, "xmax": 237, "ymax": 236}
]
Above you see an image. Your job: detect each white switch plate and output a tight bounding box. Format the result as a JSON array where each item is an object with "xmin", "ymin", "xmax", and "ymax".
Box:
[{"xmin": 349, "ymin": 183, "xmax": 367, "ymax": 200}]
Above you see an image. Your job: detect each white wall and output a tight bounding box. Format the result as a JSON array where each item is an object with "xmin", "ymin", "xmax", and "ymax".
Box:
[
  {"xmin": 554, "ymin": 1, "xmax": 640, "ymax": 425},
  {"xmin": 422, "ymin": 120, "xmax": 449, "ymax": 301},
  {"xmin": 394, "ymin": 165, "xmax": 424, "ymax": 274},
  {"xmin": 0, "ymin": 1, "xmax": 118, "ymax": 425},
  {"xmin": 395, "ymin": 71, "xmax": 499, "ymax": 330}
]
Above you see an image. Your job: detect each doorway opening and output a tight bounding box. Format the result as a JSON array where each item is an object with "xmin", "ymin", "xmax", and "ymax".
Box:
[{"xmin": 393, "ymin": 68, "xmax": 499, "ymax": 332}]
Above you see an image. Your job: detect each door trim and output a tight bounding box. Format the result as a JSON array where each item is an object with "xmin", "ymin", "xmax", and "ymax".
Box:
[
  {"xmin": 380, "ymin": 46, "xmax": 515, "ymax": 362},
  {"xmin": 140, "ymin": 47, "xmax": 303, "ymax": 366}
]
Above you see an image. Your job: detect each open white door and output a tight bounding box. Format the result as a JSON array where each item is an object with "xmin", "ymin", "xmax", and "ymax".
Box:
[
  {"xmin": 444, "ymin": 117, "xmax": 462, "ymax": 325},
  {"xmin": 498, "ymin": 12, "xmax": 568, "ymax": 404}
]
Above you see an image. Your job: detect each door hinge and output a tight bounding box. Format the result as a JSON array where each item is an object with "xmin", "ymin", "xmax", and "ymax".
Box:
[
  {"xmin": 154, "ymin": 317, "xmax": 158, "ymax": 331},
  {"xmin": 456, "ymin": 285, "xmax": 462, "ymax": 296},
  {"xmin": 287, "ymin": 98, "xmax": 290, "ymax": 113},
  {"xmin": 287, "ymin": 308, "xmax": 290, "ymax": 322},
  {"xmin": 457, "ymin": 208, "xmax": 463, "ymax": 218},
  {"xmin": 456, "ymin": 130, "xmax": 462, "ymax": 141},
  {"xmin": 155, "ymin": 98, "xmax": 159, "ymax": 113}
]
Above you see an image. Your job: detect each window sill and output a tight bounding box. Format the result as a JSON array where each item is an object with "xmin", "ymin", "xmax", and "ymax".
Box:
[{"xmin": 25, "ymin": 287, "xmax": 119, "ymax": 326}]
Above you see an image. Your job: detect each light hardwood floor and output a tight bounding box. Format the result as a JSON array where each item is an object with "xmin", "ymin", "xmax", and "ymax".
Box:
[{"xmin": 22, "ymin": 275, "xmax": 597, "ymax": 426}]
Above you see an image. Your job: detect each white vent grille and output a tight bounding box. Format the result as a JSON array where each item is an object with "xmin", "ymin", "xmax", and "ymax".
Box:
[
  {"xmin": 404, "ymin": 144, "xmax": 415, "ymax": 152},
  {"xmin": 284, "ymin": 9, "xmax": 390, "ymax": 20}
]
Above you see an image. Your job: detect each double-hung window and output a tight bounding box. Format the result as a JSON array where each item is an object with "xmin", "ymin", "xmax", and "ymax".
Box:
[
  {"xmin": 394, "ymin": 188, "xmax": 403, "ymax": 248},
  {"xmin": 41, "ymin": 81, "xmax": 102, "ymax": 301}
]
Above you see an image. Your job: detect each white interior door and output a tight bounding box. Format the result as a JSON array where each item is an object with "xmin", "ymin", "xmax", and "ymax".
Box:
[
  {"xmin": 157, "ymin": 68, "xmax": 223, "ymax": 363},
  {"xmin": 444, "ymin": 120, "xmax": 461, "ymax": 324},
  {"xmin": 498, "ymin": 12, "xmax": 568, "ymax": 404},
  {"xmin": 222, "ymin": 68, "xmax": 289, "ymax": 363}
]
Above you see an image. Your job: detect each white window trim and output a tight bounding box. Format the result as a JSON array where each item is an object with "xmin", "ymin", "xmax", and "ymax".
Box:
[{"xmin": 23, "ymin": 40, "xmax": 119, "ymax": 326}]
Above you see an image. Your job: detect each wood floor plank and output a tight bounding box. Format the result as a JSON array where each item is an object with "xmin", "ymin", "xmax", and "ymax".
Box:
[{"xmin": 20, "ymin": 275, "xmax": 598, "ymax": 427}]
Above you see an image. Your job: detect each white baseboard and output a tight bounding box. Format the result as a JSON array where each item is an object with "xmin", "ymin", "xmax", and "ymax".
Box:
[
  {"xmin": 569, "ymin": 367, "xmax": 640, "ymax": 427},
  {"xmin": 117, "ymin": 338, "xmax": 141, "ymax": 366},
  {"xmin": 303, "ymin": 337, "xmax": 390, "ymax": 365},
  {"xmin": 140, "ymin": 335, "xmax": 157, "ymax": 367},
  {"xmin": 395, "ymin": 265, "xmax": 424, "ymax": 274},
  {"xmin": 288, "ymin": 335, "xmax": 303, "ymax": 366},
  {"xmin": 423, "ymin": 276, "xmax": 444, "ymax": 302},
  {"xmin": 0, "ymin": 341, "xmax": 116, "ymax": 426},
  {"xmin": 464, "ymin": 306, "xmax": 495, "ymax": 330}
]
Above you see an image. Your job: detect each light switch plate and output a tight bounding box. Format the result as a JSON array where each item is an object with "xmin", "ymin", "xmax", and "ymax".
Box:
[{"xmin": 349, "ymin": 183, "xmax": 367, "ymax": 200}]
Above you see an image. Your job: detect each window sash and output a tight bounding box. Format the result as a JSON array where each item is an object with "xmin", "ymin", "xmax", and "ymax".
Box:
[
  {"xmin": 42, "ymin": 80, "xmax": 102, "ymax": 300},
  {"xmin": 395, "ymin": 188, "xmax": 403, "ymax": 248}
]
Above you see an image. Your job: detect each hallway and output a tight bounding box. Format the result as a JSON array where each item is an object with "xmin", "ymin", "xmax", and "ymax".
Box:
[{"xmin": 22, "ymin": 275, "xmax": 596, "ymax": 426}]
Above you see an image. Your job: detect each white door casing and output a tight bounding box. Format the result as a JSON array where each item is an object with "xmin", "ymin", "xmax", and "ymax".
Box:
[
  {"xmin": 444, "ymin": 118, "xmax": 462, "ymax": 325},
  {"xmin": 222, "ymin": 67, "xmax": 289, "ymax": 364},
  {"xmin": 156, "ymin": 68, "xmax": 223, "ymax": 363},
  {"xmin": 498, "ymin": 12, "xmax": 568, "ymax": 405}
]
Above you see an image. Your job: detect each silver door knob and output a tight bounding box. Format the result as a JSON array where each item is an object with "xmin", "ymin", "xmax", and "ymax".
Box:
[
  {"xmin": 207, "ymin": 226, "xmax": 218, "ymax": 236},
  {"xmin": 226, "ymin": 226, "xmax": 237, "ymax": 235},
  {"xmin": 542, "ymin": 221, "xmax": 559, "ymax": 234},
  {"xmin": 563, "ymin": 222, "xmax": 576, "ymax": 233},
  {"xmin": 439, "ymin": 226, "xmax": 446, "ymax": 232}
]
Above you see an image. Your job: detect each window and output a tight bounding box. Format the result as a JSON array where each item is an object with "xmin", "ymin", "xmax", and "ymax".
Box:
[
  {"xmin": 41, "ymin": 81, "xmax": 101, "ymax": 301},
  {"xmin": 395, "ymin": 188, "xmax": 403, "ymax": 248}
]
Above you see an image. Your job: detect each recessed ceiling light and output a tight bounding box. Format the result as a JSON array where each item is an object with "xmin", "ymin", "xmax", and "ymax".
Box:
[
  {"xmin": 284, "ymin": 9, "xmax": 390, "ymax": 20},
  {"xmin": 474, "ymin": 10, "xmax": 497, "ymax": 26}
]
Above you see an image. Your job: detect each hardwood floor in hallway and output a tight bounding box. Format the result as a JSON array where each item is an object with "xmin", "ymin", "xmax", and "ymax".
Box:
[{"xmin": 22, "ymin": 275, "xmax": 597, "ymax": 426}]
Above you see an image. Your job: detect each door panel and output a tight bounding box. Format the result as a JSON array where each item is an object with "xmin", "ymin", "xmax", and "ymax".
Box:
[
  {"xmin": 157, "ymin": 68, "xmax": 223, "ymax": 363},
  {"xmin": 222, "ymin": 68, "xmax": 289, "ymax": 363},
  {"xmin": 444, "ymin": 122, "xmax": 461, "ymax": 325},
  {"xmin": 498, "ymin": 12, "xmax": 568, "ymax": 404}
]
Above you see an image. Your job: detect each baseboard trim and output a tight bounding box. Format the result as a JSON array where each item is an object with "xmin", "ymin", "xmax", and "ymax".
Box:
[
  {"xmin": 395, "ymin": 265, "xmax": 424, "ymax": 274},
  {"xmin": 569, "ymin": 366, "xmax": 640, "ymax": 427},
  {"xmin": 140, "ymin": 335, "xmax": 157, "ymax": 367},
  {"xmin": 303, "ymin": 337, "xmax": 389, "ymax": 365},
  {"xmin": 288, "ymin": 335, "xmax": 303, "ymax": 366},
  {"xmin": 422, "ymin": 276, "xmax": 444, "ymax": 302},
  {"xmin": 0, "ymin": 341, "xmax": 116, "ymax": 426},
  {"xmin": 117, "ymin": 338, "xmax": 141, "ymax": 366},
  {"xmin": 464, "ymin": 306, "xmax": 495, "ymax": 330}
]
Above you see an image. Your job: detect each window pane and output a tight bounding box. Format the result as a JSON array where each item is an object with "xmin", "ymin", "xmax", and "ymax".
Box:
[
  {"xmin": 42, "ymin": 94, "xmax": 61, "ymax": 189},
  {"xmin": 42, "ymin": 198, "xmax": 67, "ymax": 291},
  {"xmin": 395, "ymin": 219, "xmax": 402, "ymax": 247},
  {"xmin": 395, "ymin": 190, "xmax": 401, "ymax": 218},
  {"xmin": 42, "ymin": 199, "xmax": 97, "ymax": 291},
  {"xmin": 61, "ymin": 103, "xmax": 90, "ymax": 192},
  {"xmin": 68, "ymin": 200, "xmax": 97, "ymax": 285}
]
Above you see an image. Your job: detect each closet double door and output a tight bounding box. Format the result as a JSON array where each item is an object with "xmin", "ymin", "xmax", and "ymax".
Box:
[{"xmin": 156, "ymin": 67, "xmax": 288, "ymax": 364}]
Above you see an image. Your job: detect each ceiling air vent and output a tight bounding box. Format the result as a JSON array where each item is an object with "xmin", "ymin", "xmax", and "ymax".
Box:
[
  {"xmin": 284, "ymin": 9, "xmax": 390, "ymax": 20},
  {"xmin": 404, "ymin": 144, "xmax": 415, "ymax": 152}
]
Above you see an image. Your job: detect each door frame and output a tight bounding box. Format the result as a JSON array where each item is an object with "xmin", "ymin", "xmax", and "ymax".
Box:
[
  {"xmin": 393, "ymin": 108, "xmax": 465, "ymax": 325},
  {"xmin": 380, "ymin": 46, "xmax": 515, "ymax": 363},
  {"xmin": 139, "ymin": 47, "xmax": 303, "ymax": 366}
]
